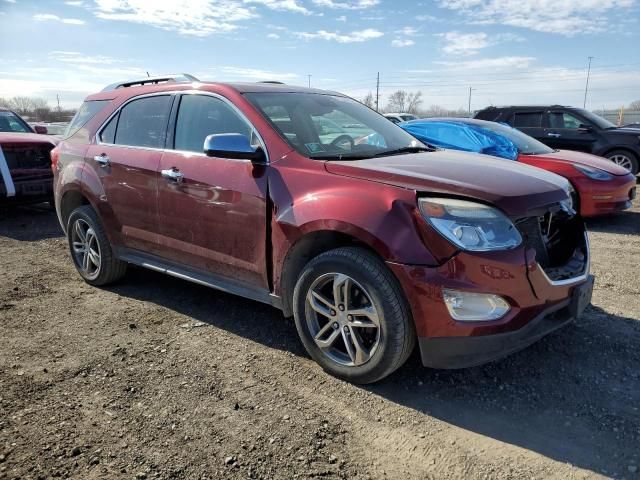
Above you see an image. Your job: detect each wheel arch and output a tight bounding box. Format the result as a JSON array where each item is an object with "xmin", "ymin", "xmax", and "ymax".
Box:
[
  {"xmin": 278, "ymin": 228, "xmax": 386, "ymax": 317},
  {"xmin": 59, "ymin": 189, "xmax": 91, "ymax": 233}
]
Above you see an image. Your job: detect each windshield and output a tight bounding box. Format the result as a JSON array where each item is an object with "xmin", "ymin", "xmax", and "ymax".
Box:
[
  {"xmin": 0, "ymin": 111, "xmax": 32, "ymax": 133},
  {"xmin": 472, "ymin": 120, "xmax": 554, "ymax": 155},
  {"xmin": 573, "ymin": 108, "xmax": 616, "ymax": 129},
  {"xmin": 244, "ymin": 92, "xmax": 424, "ymax": 159}
]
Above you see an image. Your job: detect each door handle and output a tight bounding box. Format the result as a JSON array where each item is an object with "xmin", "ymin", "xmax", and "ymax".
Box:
[
  {"xmin": 161, "ymin": 168, "xmax": 184, "ymax": 183},
  {"xmin": 94, "ymin": 154, "xmax": 110, "ymax": 167},
  {"xmin": 547, "ymin": 133, "xmax": 561, "ymax": 138}
]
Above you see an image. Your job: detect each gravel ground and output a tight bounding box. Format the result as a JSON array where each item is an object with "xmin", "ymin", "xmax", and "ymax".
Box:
[{"xmin": 1, "ymin": 197, "xmax": 639, "ymax": 480}]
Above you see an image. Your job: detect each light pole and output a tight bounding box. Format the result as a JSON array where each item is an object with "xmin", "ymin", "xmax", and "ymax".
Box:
[
  {"xmin": 307, "ymin": 74, "xmax": 311, "ymax": 88},
  {"xmin": 468, "ymin": 87, "xmax": 475, "ymax": 116},
  {"xmin": 583, "ymin": 56, "xmax": 594, "ymax": 109}
]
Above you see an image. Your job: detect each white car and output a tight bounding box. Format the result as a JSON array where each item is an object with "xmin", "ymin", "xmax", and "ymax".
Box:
[{"xmin": 384, "ymin": 113, "xmax": 418, "ymax": 124}]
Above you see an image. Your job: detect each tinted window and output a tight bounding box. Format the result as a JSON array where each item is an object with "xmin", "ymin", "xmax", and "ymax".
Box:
[
  {"xmin": 174, "ymin": 95, "xmax": 253, "ymax": 153},
  {"xmin": 512, "ymin": 112, "xmax": 543, "ymax": 128},
  {"xmin": 0, "ymin": 111, "xmax": 31, "ymax": 133},
  {"xmin": 65, "ymin": 100, "xmax": 109, "ymax": 138},
  {"xmin": 549, "ymin": 112, "xmax": 583, "ymax": 129},
  {"xmin": 100, "ymin": 113, "xmax": 118, "ymax": 143},
  {"xmin": 115, "ymin": 96, "xmax": 171, "ymax": 148}
]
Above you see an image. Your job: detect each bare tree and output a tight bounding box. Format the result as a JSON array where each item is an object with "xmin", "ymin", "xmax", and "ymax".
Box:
[
  {"xmin": 385, "ymin": 90, "xmax": 408, "ymax": 112},
  {"xmin": 9, "ymin": 96, "xmax": 39, "ymax": 115},
  {"xmin": 361, "ymin": 91, "xmax": 375, "ymax": 109},
  {"xmin": 629, "ymin": 100, "xmax": 640, "ymax": 111},
  {"xmin": 406, "ymin": 92, "xmax": 423, "ymax": 114},
  {"xmin": 0, "ymin": 97, "xmax": 11, "ymax": 108}
]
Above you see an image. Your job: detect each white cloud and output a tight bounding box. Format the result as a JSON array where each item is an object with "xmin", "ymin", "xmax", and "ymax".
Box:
[
  {"xmin": 438, "ymin": 0, "xmax": 636, "ymax": 35},
  {"xmin": 312, "ymin": 0, "xmax": 379, "ymax": 9},
  {"xmin": 246, "ymin": 0, "xmax": 312, "ymax": 15},
  {"xmin": 398, "ymin": 26, "xmax": 419, "ymax": 36},
  {"xmin": 436, "ymin": 31, "xmax": 523, "ymax": 56},
  {"xmin": 65, "ymin": 0, "xmax": 85, "ymax": 5},
  {"xmin": 3, "ymin": 0, "xmax": 17, "ymax": 3},
  {"xmin": 434, "ymin": 56, "xmax": 536, "ymax": 70},
  {"xmin": 49, "ymin": 51, "xmax": 124, "ymax": 64},
  {"xmin": 391, "ymin": 39, "xmax": 415, "ymax": 47},
  {"xmin": 295, "ymin": 28, "xmax": 383, "ymax": 42},
  {"xmin": 218, "ymin": 66, "xmax": 299, "ymax": 81},
  {"xmin": 336, "ymin": 15, "xmax": 347, "ymax": 21},
  {"xmin": 33, "ymin": 13, "xmax": 86, "ymax": 24}
]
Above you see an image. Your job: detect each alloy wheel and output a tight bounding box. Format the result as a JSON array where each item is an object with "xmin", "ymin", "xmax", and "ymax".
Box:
[
  {"xmin": 608, "ymin": 154, "xmax": 633, "ymax": 171},
  {"xmin": 71, "ymin": 219, "xmax": 101, "ymax": 279},
  {"xmin": 305, "ymin": 273, "xmax": 381, "ymax": 367}
]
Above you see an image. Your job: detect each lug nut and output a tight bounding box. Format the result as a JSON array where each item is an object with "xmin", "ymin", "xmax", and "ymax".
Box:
[
  {"xmin": 332, "ymin": 322, "xmax": 339, "ymax": 329},
  {"xmin": 330, "ymin": 309, "xmax": 336, "ymax": 316},
  {"xmin": 338, "ymin": 305, "xmax": 345, "ymax": 311},
  {"xmin": 347, "ymin": 315, "xmax": 353, "ymax": 321},
  {"xmin": 343, "ymin": 326, "xmax": 349, "ymax": 333}
]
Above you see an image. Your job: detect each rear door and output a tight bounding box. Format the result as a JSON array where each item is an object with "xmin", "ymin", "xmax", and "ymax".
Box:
[
  {"xmin": 508, "ymin": 110, "xmax": 546, "ymax": 143},
  {"xmin": 156, "ymin": 93, "xmax": 269, "ymax": 289},
  {"xmin": 85, "ymin": 94, "xmax": 172, "ymax": 253},
  {"xmin": 544, "ymin": 110, "xmax": 597, "ymax": 153}
]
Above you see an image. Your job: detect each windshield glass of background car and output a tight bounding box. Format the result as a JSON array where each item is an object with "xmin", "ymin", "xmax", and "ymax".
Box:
[
  {"xmin": 245, "ymin": 92, "xmax": 422, "ymax": 159},
  {"xmin": 575, "ymin": 109, "xmax": 616, "ymax": 129},
  {"xmin": 478, "ymin": 121, "xmax": 554, "ymax": 155},
  {"xmin": 0, "ymin": 111, "xmax": 31, "ymax": 133}
]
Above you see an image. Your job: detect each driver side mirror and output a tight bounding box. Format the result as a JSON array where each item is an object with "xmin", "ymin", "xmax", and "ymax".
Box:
[
  {"xmin": 203, "ymin": 133, "xmax": 266, "ymax": 163},
  {"xmin": 34, "ymin": 125, "xmax": 48, "ymax": 134},
  {"xmin": 578, "ymin": 123, "xmax": 593, "ymax": 132}
]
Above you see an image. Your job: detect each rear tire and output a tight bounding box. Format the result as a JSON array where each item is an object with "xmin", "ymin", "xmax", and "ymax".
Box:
[
  {"xmin": 292, "ymin": 247, "xmax": 415, "ymax": 384},
  {"xmin": 67, "ymin": 205, "xmax": 127, "ymax": 286},
  {"xmin": 606, "ymin": 150, "xmax": 639, "ymax": 175}
]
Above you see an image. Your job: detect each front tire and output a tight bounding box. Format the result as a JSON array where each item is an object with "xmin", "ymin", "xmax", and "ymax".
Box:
[
  {"xmin": 67, "ymin": 205, "xmax": 127, "ymax": 286},
  {"xmin": 606, "ymin": 150, "xmax": 639, "ymax": 175},
  {"xmin": 292, "ymin": 247, "xmax": 415, "ymax": 384}
]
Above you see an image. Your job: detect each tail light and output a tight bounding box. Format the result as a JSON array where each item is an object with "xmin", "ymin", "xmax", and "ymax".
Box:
[{"xmin": 50, "ymin": 146, "xmax": 60, "ymax": 172}]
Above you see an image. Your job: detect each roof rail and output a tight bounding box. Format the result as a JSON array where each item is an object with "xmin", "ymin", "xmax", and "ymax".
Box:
[
  {"xmin": 258, "ymin": 80, "xmax": 285, "ymax": 85},
  {"xmin": 101, "ymin": 73, "xmax": 200, "ymax": 92}
]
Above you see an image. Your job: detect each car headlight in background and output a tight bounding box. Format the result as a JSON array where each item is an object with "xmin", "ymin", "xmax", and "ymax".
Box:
[
  {"xmin": 574, "ymin": 164, "xmax": 613, "ymax": 181},
  {"xmin": 418, "ymin": 197, "xmax": 522, "ymax": 251}
]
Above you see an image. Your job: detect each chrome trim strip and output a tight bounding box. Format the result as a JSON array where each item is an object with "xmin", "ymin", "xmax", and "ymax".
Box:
[
  {"xmin": 0, "ymin": 146, "xmax": 16, "ymax": 197},
  {"xmin": 95, "ymin": 90, "xmax": 269, "ymax": 164},
  {"xmin": 538, "ymin": 232, "xmax": 590, "ymax": 286}
]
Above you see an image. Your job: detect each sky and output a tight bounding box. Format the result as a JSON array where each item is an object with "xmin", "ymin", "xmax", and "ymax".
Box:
[{"xmin": 0, "ymin": 0, "xmax": 639, "ymax": 111}]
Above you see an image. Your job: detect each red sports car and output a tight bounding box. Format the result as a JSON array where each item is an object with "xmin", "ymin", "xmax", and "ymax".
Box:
[
  {"xmin": 0, "ymin": 108, "xmax": 58, "ymax": 205},
  {"xmin": 401, "ymin": 118, "xmax": 636, "ymax": 217}
]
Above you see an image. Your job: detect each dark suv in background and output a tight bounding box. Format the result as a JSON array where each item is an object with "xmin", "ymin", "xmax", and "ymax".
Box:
[
  {"xmin": 52, "ymin": 75, "xmax": 593, "ymax": 384},
  {"xmin": 475, "ymin": 105, "xmax": 640, "ymax": 175}
]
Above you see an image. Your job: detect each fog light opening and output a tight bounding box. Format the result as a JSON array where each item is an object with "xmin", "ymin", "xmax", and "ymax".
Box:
[{"xmin": 442, "ymin": 289, "xmax": 510, "ymax": 322}]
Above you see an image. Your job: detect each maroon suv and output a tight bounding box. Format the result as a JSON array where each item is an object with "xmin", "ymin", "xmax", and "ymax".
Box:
[{"xmin": 53, "ymin": 75, "xmax": 594, "ymax": 384}]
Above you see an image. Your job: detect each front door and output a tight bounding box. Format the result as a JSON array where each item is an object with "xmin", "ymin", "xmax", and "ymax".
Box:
[
  {"xmin": 509, "ymin": 110, "xmax": 546, "ymax": 144},
  {"xmin": 85, "ymin": 94, "xmax": 173, "ymax": 253},
  {"xmin": 544, "ymin": 111, "xmax": 598, "ymax": 153},
  {"xmin": 156, "ymin": 93, "xmax": 269, "ymax": 290}
]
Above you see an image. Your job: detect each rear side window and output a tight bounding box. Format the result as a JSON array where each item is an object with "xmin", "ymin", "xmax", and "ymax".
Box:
[
  {"xmin": 65, "ymin": 100, "xmax": 109, "ymax": 138},
  {"xmin": 114, "ymin": 96, "xmax": 172, "ymax": 149},
  {"xmin": 512, "ymin": 112, "xmax": 543, "ymax": 128},
  {"xmin": 174, "ymin": 94, "xmax": 253, "ymax": 153},
  {"xmin": 100, "ymin": 114, "xmax": 118, "ymax": 144}
]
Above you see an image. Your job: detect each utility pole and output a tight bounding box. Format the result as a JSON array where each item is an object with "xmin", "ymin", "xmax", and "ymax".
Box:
[
  {"xmin": 468, "ymin": 86, "xmax": 475, "ymax": 116},
  {"xmin": 375, "ymin": 72, "xmax": 380, "ymax": 112},
  {"xmin": 56, "ymin": 94, "xmax": 61, "ymax": 112},
  {"xmin": 307, "ymin": 74, "xmax": 311, "ymax": 88},
  {"xmin": 583, "ymin": 56, "xmax": 594, "ymax": 109}
]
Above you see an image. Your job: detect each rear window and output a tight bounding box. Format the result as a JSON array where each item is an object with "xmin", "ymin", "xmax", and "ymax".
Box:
[
  {"xmin": 512, "ymin": 112, "xmax": 543, "ymax": 128},
  {"xmin": 65, "ymin": 100, "xmax": 109, "ymax": 138},
  {"xmin": 113, "ymin": 95, "xmax": 171, "ymax": 149}
]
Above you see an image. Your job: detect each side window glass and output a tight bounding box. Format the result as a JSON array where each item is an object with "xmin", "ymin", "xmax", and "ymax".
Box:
[
  {"xmin": 512, "ymin": 112, "xmax": 542, "ymax": 128},
  {"xmin": 114, "ymin": 96, "xmax": 171, "ymax": 148},
  {"xmin": 174, "ymin": 95, "xmax": 254, "ymax": 153},
  {"xmin": 100, "ymin": 113, "xmax": 118, "ymax": 144},
  {"xmin": 550, "ymin": 112, "xmax": 583, "ymax": 129}
]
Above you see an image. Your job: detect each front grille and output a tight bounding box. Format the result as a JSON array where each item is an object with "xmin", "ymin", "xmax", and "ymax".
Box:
[
  {"xmin": 516, "ymin": 205, "xmax": 587, "ymax": 282},
  {"xmin": 1, "ymin": 144, "xmax": 53, "ymax": 180}
]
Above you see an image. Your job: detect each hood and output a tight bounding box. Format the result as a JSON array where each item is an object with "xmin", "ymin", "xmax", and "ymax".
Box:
[
  {"xmin": 0, "ymin": 132, "xmax": 58, "ymax": 146},
  {"xmin": 528, "ymin": 149, "xmax": 630, "ymax": 176},
  {"xmin": 324, "ymin": 150, "xmax": 570, "ymax": 217}
]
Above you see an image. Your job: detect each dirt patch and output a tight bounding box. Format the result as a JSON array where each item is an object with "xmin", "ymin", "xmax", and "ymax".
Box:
[{"xmin": 1, "ymin": 199, "xmax": 639, "ymax": 479}]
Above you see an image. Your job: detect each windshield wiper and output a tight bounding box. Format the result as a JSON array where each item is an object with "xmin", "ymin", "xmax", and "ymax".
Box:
[{"xmin": 371, "ymin": 146, "xmax": 435, "ymax": 157}]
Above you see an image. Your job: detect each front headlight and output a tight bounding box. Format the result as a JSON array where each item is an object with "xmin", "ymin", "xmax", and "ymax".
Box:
[
  {"xmin": 574, "ymin": 164, "xmax": 613, "ymax": 181},
  {"xmin": 418, "ymin": 197, "xmax": 522, "ymax": 251}
]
